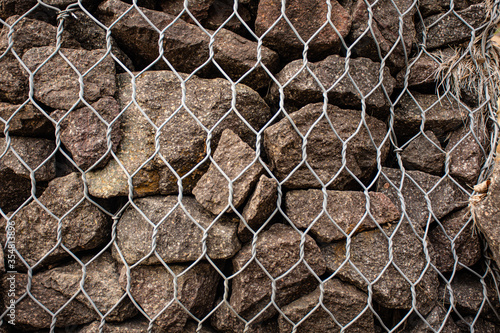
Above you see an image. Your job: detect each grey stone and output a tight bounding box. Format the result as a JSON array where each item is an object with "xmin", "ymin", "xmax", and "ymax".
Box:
[
  {"xmin": 417, "ymin": 3, "xmax": 488, "ymax": 50},
  {"xmin": 348, "ymin": 0, "xmax": 416, "ymax": 72},
  {"xmin": 428, "ymin": 209, "xmax": 481, "ymax": 273},
  {"xmin": 52, "ymin": 96, "xmax": 122, "ymax": 170},
  {"xmin": 376, "ymin": 167, "xmax": 468, "ymax": 228},
  {"xmin": 193, "ymin": 129, "xmax": 264, "ymax": 215},
  {"xmin": 255, "ymin": 0, "xmax": 351, "ymax": 61},
  {"xmin": 0, "ymin": 0, "xmax": 36, "ymax": 20},
  {"xmin": 446, "ymin": 125, "xmax": 487, "ymax": 185},
  {"xmin": 238, "ymin": 174, "xmax": 278, "ymax": 242},
  {"xmin": 113, "ymin": 195, "xmax": 241, "ymax": 265},
  {"xmin": 230, "ymin": 223, "xmax": 326, "ymax": 320},
  {"xmin": 401, "ymin": 130, "xmax": 445, "ymax": 175},
  {"xmin": 269, "ymin": 55, "xmax": 395, "ymax": 117},
  {"xmin": 22, "ymin": 46, "xmax": 116, "ymax": 111},
  {"xmin": 97, "ymin": 0, "xmax": 279, "ymax": 90},
  {"xmin": 321, "ymin": 222, "xmax": 439, "ymax": 313},
  {"xmin": 0, "ymin": 16, "xmax": 80, "ymax": 55},
  {"xmin": 0, "ymin": 102, "xmax": 53, "ymax": 137},
  {"xmin": 409, "ymin": 305, "xmax": 460, "ymax": 333},
  {"xmin": 119, "ymin": 262, "xmax": 219, "ymax": 332},
  {"xmin": 263, "ymin": 103, "xmax": 389, "ymax": 190},
  {"xmin": 278, "ymin": 278, "xmax": 375, "ymax": 333},
  {"xmin": 9, "ymin": 173, "xmax": 110, "ymax": 267},
  {"xmin": 394, "ymin": 92, "xmax": 468, "ymax": 140},
  {"xmin": 285, "ymin": 189, "xmax": 400, "ymax": 243},
  {"xmin": 211, "ymin": 303, "xmax": 279, "ymax": 333},
  {"xmin": 87, "ymin": 71, "xmax": 271, "ymax": 198},
  {"xmin": 0, "ymin": 54, "xmax": 28, "ymax": 104}
]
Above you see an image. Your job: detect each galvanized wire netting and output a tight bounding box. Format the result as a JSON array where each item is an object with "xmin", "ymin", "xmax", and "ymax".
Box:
[{"xmin": 1, "ymin": 0, "xmax": 500, "ymax": 332}]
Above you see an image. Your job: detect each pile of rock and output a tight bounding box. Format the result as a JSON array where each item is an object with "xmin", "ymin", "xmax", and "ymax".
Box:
[{"xmin": 0, "ymin": 0, "xmax": 499, "ymax": 332}]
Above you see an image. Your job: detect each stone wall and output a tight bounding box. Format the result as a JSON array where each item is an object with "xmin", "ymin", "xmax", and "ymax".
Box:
[{"xmin": 0, "ymin": 0, "xmax": 499, "ymax": 332}]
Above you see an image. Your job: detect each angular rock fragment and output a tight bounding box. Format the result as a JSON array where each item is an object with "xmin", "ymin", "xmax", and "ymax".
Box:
[
  {"xmin": 119, "ymin": 262, "xmax": 219, "ymax": 332},
  {"xmin": 113, "ymin": 195, "xmax": 240, "ymax": 265},
  {"xmin": 230, "ymin": 224, "xmax": 326, "ymax": 320},
  {"xmin": 0, "ymin": 54, "xmax": 28, "ymax": 104},
  {"xmin": 9, "ymin": 173, "xmax": 110, "ymax": 267},
  {"xmin": 263, "ymin": 103, "xmax": 389, "ymax": 190},
  {"xmin": 0, "ymin": 102, "xmax": 53, "ymax": 137},
  {"xmin": 348, "ymin": 0, "xmax": 416, "ymax": 72},
  {"xmin": 269, "ymin": 55, "xmax": 395, "ymax": 117},
  {"xmin": 211, "ymin": 301, "xmax": 280, "ymax": 333},
  {"xmin": 395, "ymin": 50, "xmax": 453, "ymax": 89},
  {"xmin": 278, "ymin": 279, "xmax": 374, "ymax": 333},
  {"xmin": 285, "ymin": 189, "xmax": 400, "ymax": 243},
  {"xmin": 22, "ymin": 47, "xmax": 116, "ymax": 110},
  {"xmin": 52, "ymin": 96, "xmax": 122, "ymax": 170},
  {"xmin": 321, "ymin": 222, "xmax": 439, "ymax": 313},
  {"xmin": 203, "ymin": 0, "xmax": 252, "ymax": 34},
  {"xmin": 376, "ymin": 167, "xmax": 468, "ymax": 228},
  {"xmin": 418, "ymin": 0, "xmax": 483, "ymax": 17},
  {"xmin": 88, "ymin": 71, "xmax": 271, "ymax": 198},
  {"xmin": 394, "ymin": 92, "xmax": 467, "ymax": 140},
  {"xmin": 0, "ymin": 16, "xmax": 80, "ymax": 55},
  {"xmin": 158, "ymin": 0, "xmax": 214, "ymax": 24},
  {"xmin": 97, "ymin": 0, "xmax": 279, "ymax": 90},
  {"xmin": 446, "ymin": 125, "xmax": 486, "ymax": 185},
  {"xmin": 238, "ymin": 174, "xmax": 278, "ymax": 242},
  {"xmin": 428, "ymin": 209, "xmax": 481, "ymax": 273},
  {"xmin": 417, "ymin": 3, "xmax": 488, "ymax": 50},
  {"xmin": 255, "ymin": 0, "xmax": 351, "ymax": 61},
  {"xmin": 401, "ymin": 130, "xmax": 445, "ymax": 175},
  {"xmin": 0, "ymin": 164, "xmax": 31, "ymax": 212},
  {"xmin": 409, "ymin": 305, "xmax": 460, "ymax": 333},
  {"xmin": 193, "ymin": 129, "xmax": 264, "ymax": 215}
]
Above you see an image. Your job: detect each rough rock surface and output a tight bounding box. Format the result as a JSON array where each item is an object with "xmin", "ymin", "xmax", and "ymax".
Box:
[
  {"xmin": 0, "ymin": 0, "xmax": 37, "ymax": 20},
  {"xmin": 269, "ymin": 55, "xmax": 395, "ymax": 117},
  {"xmin": 277, "ymin": 278, "xmax": 374, "ymax": 332},
  {"xmin": 119, "ymin": 262, "xmax": 219, "ymax": 332},
  {"xmin": 22, "ymin": 46, "xmax": 116, "ymax": 110},
  {"xmin": 87, "ymin": 71, "xmax": 271, "ymax": 198},
  {"xmin": 263, "ymin": 103, "xmax": 389, "ymax": 190},
  {"xmin": 158, "ymin": 0, "xmax": 213, "ymax": 24},
  {"xmin": 203, "ymin": 0, "xmax": 253, "ymax": 34},
  {"xmin": 418, "ymin": 0, "xmax": 483, "ymax": 17},
  {"xmin": 0, "ymin": 102, "xmax": 53, "ymax": 137},
  {"xmin": 52, "ymin": 96, "xmax": 122, "ymax": 170},
  {"xmin": 78, "ymin": 318, "xmax": 161, "ymax": 333},
  {"xmin": 285, "ymin": 189, "xmax": 400, "ymax": 242},
  {"xmin": 394, "ymin": 92, "xmax": 467, "ymax": 140},
  {"xmin": 322, "ymin": 222, "xmax": 439, "ymax": 313},
  {"xmin": 238, "ymin": 174, "xmax": 278, "ymax": 242},
  {"xmin": 376, "ymin": 167, "xmax": 468, "ymax": 228},
  {"xmin": 0, "ymin": 163, "xmax": 31, "ymax": 212},
  {"xmin": 428, "ymin": 209, "xmax": 481, "ymax": 273},
  {"xmin": 409, "ymin": 305, "xmax": 460, "ymax": 333},
  {"xmin": 348, "ymin": 0, "xmax": 416, "ymax": 72},
  {"xmin": 255, "ymin": 0, "xmax": 351, "ymax": 61},
  {"xmin": 10, "ymin": 173, "xmax": 110, "ymax": 267},
  {"xmin": 401, "ymin": 130, "xmax": 445, "ymax": 175},
  {"xmin": 0, "ymin": 54, "xmax": 28, "ymax": 104},
  {"xmin": 395, "ymin": 50, "xmax": 454, "ymax": 89},
  {"xmin": 418, "ymin": 3, "xmax": 488, "ymax": 50},
  {"xmin": 97, "ymin": 0, "xmax": 279, "ymax": 90},
  {"xmin": 113, "ymin": 195, "xmax": 240, "ymax": 265},
  {"xmin": 193, "ymin": 129, "xmax": 264, "ymax": 215},
  {"xmin": 211, "ymin": 302, "xmax": 280, "ymax": 333},
  {"xmin": 230, "ymin": 224, "xmax": 326, "ymax": 320}
]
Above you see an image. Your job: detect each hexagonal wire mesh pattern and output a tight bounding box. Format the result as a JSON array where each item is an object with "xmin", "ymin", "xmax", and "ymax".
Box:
[{"xmin": 1, "ymin": 0, "xmax": 500, "ymax": 332}]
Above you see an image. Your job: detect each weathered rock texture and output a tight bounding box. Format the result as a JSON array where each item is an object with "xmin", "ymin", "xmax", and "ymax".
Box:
[
  {"xmin": 401, "ymin": 130, "xmax": 445, "ymax": 175},
  {"xmin": 0, "ymin": 102, "xmax": 53, "ymax": 137}
]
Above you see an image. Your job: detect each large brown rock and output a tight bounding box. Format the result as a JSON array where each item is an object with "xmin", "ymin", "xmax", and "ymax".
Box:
[
  {"xmin": 269, "ymin": 55, "xmax": 395, "ymax": 117},
  {"xmin": 376, "ymin": 168, "xmax": 468, "ymax": 228},
  {"xmin": 285, "ymin": 189, "xmax": 400, "ymax": 243},
  {"xmin": 0, "ymin": 54, "xmax": 28, "ymax": 104},
  {"xmin": 0, "ymin": 102, "xmax": 53, "ymax": 137},
  {"xmin": 428, "ymin": 209, "xmax": 481, "ymax": 273},
  {"xmin": 321, "ymin": 222, "xmax": 439, "ymax": 313},
  {"xmin": 97, "ymin": 0, "xmax": 279, "ymax": 90},
  {"xmin": 87, "ymin": 71, "xmax": 271, "ymax": 198},
  {"xmin": 255, "ymin": 0, "xmax": 351, "ymax": 61},
  {"xmin": 230, "ymin": 223, "xmax": 326, "ymax": 320},
  {"xmin": 9, "ymin": 173, "xmax": 110, "ymax": 267},
  {"xmin": 417, "ymin": 3, "xmax": 488, "ymax": 50},
  {"xmin": 263, "ymin": 103, "xmax": 389, "ymax": 190},
  {"xmin": 193, "ymin": 129, "xmax": 264, "ymax": 215},
  {"xmin": 119, "ymin": 262, "xmax": 219, "ymax": 332},
  {"xmin": 401, "ymin": 130, "xmax": 445, "ymax": 175},
  {"xmin": 348, "ymin": 0, "xmax": 416, "ymax": 72},
  {"xmin": 21, "ymin": 47, "xmax": 116, "ymax": 110},
  {"xmin": 277, "ymin": 278, "xmax": 374, "ymax": 332},
  {"xmin": 113, "ymin": 195, "xmax": 240, "ymax": 265},
  {"xmin": 52, "ymin": 96, "xmax": 122, "ymax": 170}
]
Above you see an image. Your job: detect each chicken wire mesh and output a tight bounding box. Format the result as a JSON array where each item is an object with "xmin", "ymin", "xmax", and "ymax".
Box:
[{"xmin": 1, "ymin": 0, "xmax": 500, "ymax": 332}]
